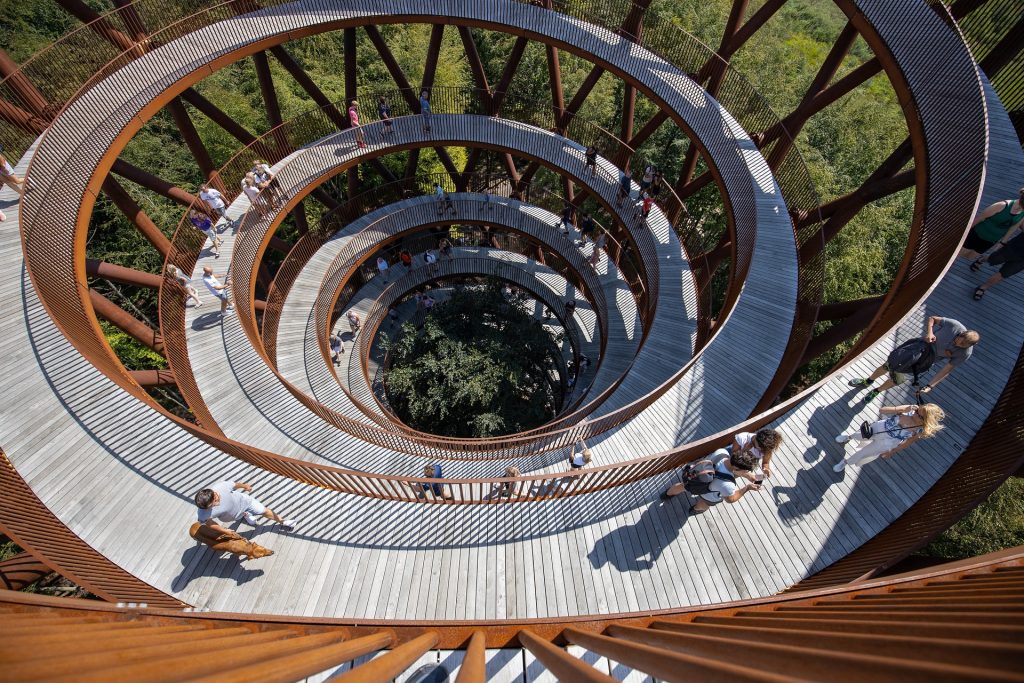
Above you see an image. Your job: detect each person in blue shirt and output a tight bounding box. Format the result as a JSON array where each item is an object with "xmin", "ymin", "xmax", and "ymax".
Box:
[
  {"xmin": 419, "ymin": 90, "xmax": 432, "ymax": 133},
  {"xmin": 413, "ymin": 464, "xmax": 452, "ymax": 499}
]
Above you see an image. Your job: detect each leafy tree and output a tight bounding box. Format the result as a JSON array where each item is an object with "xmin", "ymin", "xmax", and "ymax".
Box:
[{"xmin": 383, "ymin": 281, "xmax": 561, "ymax": 437}]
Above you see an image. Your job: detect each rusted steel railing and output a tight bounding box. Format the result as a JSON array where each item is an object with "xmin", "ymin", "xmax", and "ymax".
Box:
[
  {"xmin": 0, "ymin": 451, "xmax": 182, "ymax": 607},
  {"xmin": 0, "ymin": 545, "xmax": 1019, "ymax": 679}
]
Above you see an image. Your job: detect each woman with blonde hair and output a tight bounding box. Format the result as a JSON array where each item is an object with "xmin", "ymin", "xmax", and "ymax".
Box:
[
  {"xmin": 568, "ymin": 439, "xmax": 593, "ymax": 469},
  {"xmin": 166, "ymin": 264, "xmax": 202, "ymax": 308},
  {"xmin": 241, "ymin": 173, "xmax": 270, "ymax": 216},
  {"xmin": 834, "ymin": 403, "xmax": 945, "ymax": 472}
]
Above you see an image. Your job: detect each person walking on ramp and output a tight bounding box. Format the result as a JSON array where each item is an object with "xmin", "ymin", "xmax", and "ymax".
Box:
[
  {"xmin": 195, "ymin": 480, "xmax": 297, "ymax": 533},
  {"xmin": 847, "ymin": 316, "xmax": 978, "ymax": 402},
  {"xmin": 833, "ymin": 403, "xmax": 945, "ymax": 472}
]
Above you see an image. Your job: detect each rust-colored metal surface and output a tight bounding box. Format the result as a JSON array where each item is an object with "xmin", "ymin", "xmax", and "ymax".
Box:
[
  {"xmin": 0, "ymin": 552, "xmax": 50, "ymax": 591},
  {"xmin": 0, "ymin": 546, "xmax": 1020, "ymax": 667},
  {"xmin": 0, "ymin": 451, "xmax": 182, "ymax": 607}
]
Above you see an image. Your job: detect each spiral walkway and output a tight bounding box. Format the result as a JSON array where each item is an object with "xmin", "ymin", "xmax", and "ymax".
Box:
[{"xmin": 1, "ymin": 0, "xmax": 1023, "ymax": 679}]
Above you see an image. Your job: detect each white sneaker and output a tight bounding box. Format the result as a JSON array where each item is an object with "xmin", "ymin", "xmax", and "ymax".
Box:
[
  {"xmin": 280, "ymin": 519, "xmax": 297, "ymax": 530},
  {"xmin": 242, "ymin": 512, "xmax": 260, "ymax": 526},
  {"xmin": 833, "ymin": 460, "xmax": 846, "ymax": 472},
  {"xmin": 835, "ymin": 434, "xmax": 850, "ymax": 444}
]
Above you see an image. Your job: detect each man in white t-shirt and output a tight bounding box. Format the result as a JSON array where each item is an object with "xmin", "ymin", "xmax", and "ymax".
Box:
[
  {"xmin": 202, "ymin": 266, "xmax": 233, "ymax": 314},
  {"xmin": 199, "ymin": 184, "xmax": 228, "ymax": 220},
  {"xmin": 661, "ymin": 448, "xmax": 762, "ymax": 514},
  {"xmin": 730, "ymin": 428, "xmax": 783, "ymax": 478},
  {"xmin": 195, "ymin": 481, "xmax": 296, "ymax": 534}
]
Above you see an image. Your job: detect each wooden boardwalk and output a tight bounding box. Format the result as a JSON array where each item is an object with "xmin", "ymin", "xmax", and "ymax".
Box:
[
  {"xmin": 177, "ymin": 117, "xmax": 703, "ymax": 474},
  {"xmin": 272, "ymin": 195, "xmax": 634, "ymax": 422},
  {"xmin": 0, "ymin": 0, "xmax": 1016, "ymax": 638}
]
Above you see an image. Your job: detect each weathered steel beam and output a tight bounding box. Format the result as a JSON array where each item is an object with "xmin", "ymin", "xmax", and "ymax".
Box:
[
  {"xmin": 765, "ymin": 21, "xmax": 859, "ymax": 169},
  {"xmin": 130, "ymin": 368, "xmax": 177, "ymax": 387},
  {"xmin": 86, "ymin": 259, "xmax": 163, "ymax": 289},
  {"xmin": 54, "ymin": 0, "xmax": 136, "ymax": 52},
  {"xmin": 165, "ymin": 98, "xmax": 216, "ymax": 182},
  {"xmin": 0, "ymin": 49, "xmax": 49, "ymax": 116},
  {"xmin": 111, "ymin": 160, "xmax": 198, "ymax": 207},
  {"xmin": 100, "ymin": 176, "xmax": 171, "ymax": 257},
  {"xmin": 89, "ymin": 289, "xmax": 165, "ymax": 355},
  {"xmin": 252, "ymin": 51, "xmax": 284, "ymax": 130}
]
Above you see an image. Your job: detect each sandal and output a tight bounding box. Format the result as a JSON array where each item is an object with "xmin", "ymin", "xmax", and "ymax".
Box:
[
  {"xmin": 970, "ymin": 259, "xmax": 984, "ymax": 272},
  {"xmin": 973, "ymin": 286, "xmax": 987, "ymax": 301}
]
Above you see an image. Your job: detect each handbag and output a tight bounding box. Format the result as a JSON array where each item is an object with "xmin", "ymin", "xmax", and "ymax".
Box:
[{"xmin": 860, "ymin": 421, "xmax": 874, "ymax": 439}]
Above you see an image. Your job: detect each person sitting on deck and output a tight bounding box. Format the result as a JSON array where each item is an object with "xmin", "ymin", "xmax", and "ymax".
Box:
[
  {"xmin": 730, "ymin": 428, "xmax": 783, "ymax": 479},
  {"xmin": 847, "ymin": 316, "xmax": 978, "ymax": 403},
  {"xmin": 195, "ymin": 480, "xmax": 296, "ymax": 534},
  {"xmin": 661, "ymin": 448, "xmax": 762, "ymax": 514}
]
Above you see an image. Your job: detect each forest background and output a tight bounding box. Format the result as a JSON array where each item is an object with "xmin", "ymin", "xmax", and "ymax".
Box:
[{"xmin": 0, "ymin": 0, "xmax": 1018, "ymax": 573}]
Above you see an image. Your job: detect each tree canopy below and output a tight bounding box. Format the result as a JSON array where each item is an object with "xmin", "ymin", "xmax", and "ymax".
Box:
[{"xmin": 382, "ymin": 282, "xmax": 562, "ymax": 437}]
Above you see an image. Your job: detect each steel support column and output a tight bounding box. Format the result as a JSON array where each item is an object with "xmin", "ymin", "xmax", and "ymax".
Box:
[
  {"xmin": 343, "ymin": 28, "xmax": 360, "ymax": 197},
  {"xmin": 166, "ymin": 98, "xmax": 217, "ymax": 183},
  {"xmin": 0, "ymin": 49, "xmax": 49, "ymax": 117},
  {"xmin": 800, "ymin": 298, "xmax": 883, "ymax": 365},
  {"xmin": 54, "ymin": 0, "xmax": 136, "ymax": 52},
  {"xmin": 765, "ymin": 22, "xmax": 859, "ymax": 169},
  {"xmin": 86, "ymin": 259, "xmax": 163, "ymax": 289},
  {"xmin": 111, "ymin": 160, "xmax": 199, "ymax": 207},
  {"xmin": 89, "ymin": 289, "xmax": 165, "ymax": 355},
  {"xmin": 100, "ymin": 177, "xmax": 172, "ymax": 258}
]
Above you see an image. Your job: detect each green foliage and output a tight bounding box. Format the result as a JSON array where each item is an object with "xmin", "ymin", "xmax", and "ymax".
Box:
[
  {"xmin": 922, "ymin": 478, "xmax": 1024, "ymax": 560},
  {"xmin": 383, "ymin": 282, "xmax": 559, "ymax": 437},
  {"xmin": 99, "ymin": 321, "xmax": 166, "ymax": 372}
]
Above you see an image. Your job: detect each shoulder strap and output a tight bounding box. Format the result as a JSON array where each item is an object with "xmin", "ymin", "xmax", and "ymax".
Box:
[{"xmin": 713, "ymin": 469, "xmax": 736, "ymax": 484}]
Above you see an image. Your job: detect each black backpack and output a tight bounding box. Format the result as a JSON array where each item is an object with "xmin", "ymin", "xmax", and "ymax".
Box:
[
  {"xmin": 887, "ymin": 338, "xmax": 936, "ymax": 386},
  {"xmin": 682, "ymin": 458, "xmax": 736, "ymax": 496}
]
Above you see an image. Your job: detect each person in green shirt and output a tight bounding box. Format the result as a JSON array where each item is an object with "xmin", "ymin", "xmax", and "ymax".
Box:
[{"xmin": 960, "ymin": 187, "xmax": 1024, "ymax": 262}]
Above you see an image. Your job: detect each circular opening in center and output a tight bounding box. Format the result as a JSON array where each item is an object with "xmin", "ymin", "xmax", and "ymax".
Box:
[{"xmin": 380, "ymin": 278, "xmax": 570, "ymax": 437}]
